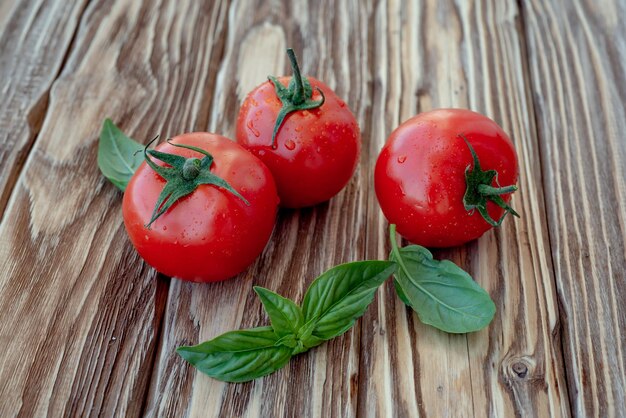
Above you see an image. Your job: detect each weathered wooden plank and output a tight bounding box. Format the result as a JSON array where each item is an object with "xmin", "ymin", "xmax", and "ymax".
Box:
[
  {"xmin": 521, "ymin": 0, "xmax": 626, "ymax": 415},
  {"xmin": 358, "ymin": 0, "xmax": 570, "ymax": 417},
  {"xmin": 0, "ymin": 0, "xmax": 231, "ymax": 415},
  {"xmin": 0, "ymin": 0, "xmax": 89, "ymax": 217},
  {"xmin": 145, "ymin": 0, "xmax": 373, "ymax": 416}
]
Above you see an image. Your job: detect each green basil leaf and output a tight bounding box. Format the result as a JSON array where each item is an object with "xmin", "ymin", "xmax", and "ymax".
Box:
[
  {"xmin": 390, "ymin": 244, "xmax": 496, "ymax": 333},
  {"xmin": 97, "ymin": 118, "xmax": 144, "ymax": 191},
  {"xmin": 178, "ymin": 261, "xmax": 396, "ymax": 383},
  {"xmin": 176, "ymin": 326, "xmax": 292, "ymax": 383},
  {"xmin": 254, "ymin": 286, "xmax": 304, "ymax": 338},
  {"xmin": 301, "ymin": 261, "xmax": 397, "ymax": 341}
]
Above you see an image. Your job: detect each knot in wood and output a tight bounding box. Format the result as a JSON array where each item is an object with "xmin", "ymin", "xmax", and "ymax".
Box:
[
  {"xmin": 503, "ymin": 355, "xmax": 535, "ymax": 382},
  {"xmin": 511, "ymin": 361, "xmax": 528, "ymax": 378}
]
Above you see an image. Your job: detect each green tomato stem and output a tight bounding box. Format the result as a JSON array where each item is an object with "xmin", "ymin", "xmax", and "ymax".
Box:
[
  {"xmin": 267, "ymin": 49, "xmax": 325, "ymax": 148},
  {"xmin": 477, "ymin": 184, "xmax": 518, "ymax": 196},
  {"xmin": 460, "ymin": 135, "xmax": 520, "ymax": 226},
  {"xmin": 142, "ymin": 139, "xmax": 249, "ymax": 228},
  {"xmin": 287, "ymin": 48, "xmax": 305, "ymax": 105}
]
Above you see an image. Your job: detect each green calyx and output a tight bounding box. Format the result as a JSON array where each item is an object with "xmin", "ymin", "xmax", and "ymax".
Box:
[
  {"xmin": 461, "ymin": 135, "xmax": 520, "ymax": 226},
  {"xmin": 142, "ymin": 137, "xmax": 249, "ymax": 228},
  {"xmin": 268, "ymin": 48, "xmax": 325, "ymax": 148}
]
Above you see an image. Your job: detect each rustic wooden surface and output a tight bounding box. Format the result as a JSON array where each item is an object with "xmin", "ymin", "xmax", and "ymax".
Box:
[{"xmin": 0, "ymin": 0, "xmax": 624, "ymax": 417}]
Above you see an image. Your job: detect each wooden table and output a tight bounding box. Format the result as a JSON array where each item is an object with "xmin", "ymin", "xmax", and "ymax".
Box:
[{"xmin": 1, "ymin": 0, "xmax": 624, "ymax": 416}]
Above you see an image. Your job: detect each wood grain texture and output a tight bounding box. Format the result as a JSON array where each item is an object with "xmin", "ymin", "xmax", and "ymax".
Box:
[
  {"xmin": 357, "ymin": 0, "xmax": 570, "ymax": 417},
  {"xmin": 0, "ymin": 0, "xmax": 231, "ymax": 415},
  {"xmin": 0, "ymin": 0, "xmax": 88, "ymax": 217},
  {"xmin": 521, "ymin": 0, "xmax": 626, "ymax": 416},
  {"xmin": 145, "ymin": 1, "xmax": 372, "ymax": 416}
]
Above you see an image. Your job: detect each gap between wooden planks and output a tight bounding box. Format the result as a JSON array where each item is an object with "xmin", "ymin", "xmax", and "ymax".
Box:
[{"xmin": 0, "ymin": 0, "xmax": 623, "ymax": 417}]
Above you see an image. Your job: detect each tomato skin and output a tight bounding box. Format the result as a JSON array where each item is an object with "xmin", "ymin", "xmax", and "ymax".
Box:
[
  {"xmin": 236, "ymin": 76, "xmax": 361, "ymax": 208},
  {"xmin": 122, "ymin": 133, "xmax": 278, "ymax": 282},
  {"xmin": 375, "ymin": 109, "xmax": 519, "ymax": 247}
]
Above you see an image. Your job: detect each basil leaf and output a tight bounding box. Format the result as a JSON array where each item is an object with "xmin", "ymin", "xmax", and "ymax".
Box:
[
  {"xmin": 97, "ymin": 118, "xmax": 144, "ymax": 191},
  {"xmin": 176, "ymin": 326, "xmax": 292, "ymax": 383},
  {"xmin": 254, "ymin": 286, "xmax": 304, "ymax": 338},
  {"xmin": 178, "ymin": 261, "xmax": 396, "ymax": 383},
  {"xmin": 301, "ymin": 261, "xmax": 397, "ymax": 341},
  {"xmin": 390, "ymin": 227, "xmax": 495, "ymax": 333}
]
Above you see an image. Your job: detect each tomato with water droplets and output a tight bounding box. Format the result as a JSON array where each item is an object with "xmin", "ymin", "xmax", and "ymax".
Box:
[
  {"xmin": 375, "ymin": 109, "xmax": 520, "ymax": 247},
  {"xmin": 123, "ymin": 132, "xmax": 279, "ymax": 282},
  {"xmin": 236, "ymin": 49, "xmax": 360, "ymax": 208}
]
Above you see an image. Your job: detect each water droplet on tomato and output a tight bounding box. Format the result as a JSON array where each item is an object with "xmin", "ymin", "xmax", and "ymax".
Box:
[
  {"xmin": 285, "ymin": 139, "xmax": 296, "ymax": 150},
  {"xmin": 162, "ymin": 226, "xmax": 167, "ymax": 231},
  {"xmin": 295, "ymin": 125, "xmax": 303, "ymax": 132},
  {"xmin": 397, "ymin": 155, "xmax": 407, "ymax": 163},
  {"xmin": 246, "ymin": 120, "xmax": 260, "ymax": 137},
  {"xmin": 144, "ymin": 235, "xmax": 149, "ymax": 241},
  {"xmin": 259, "ymin": 150, "xmax": 266, "ymax": 156},
  {"xmin": 338, "ymin": 100, "xmax": 346, "ymax": 108}
]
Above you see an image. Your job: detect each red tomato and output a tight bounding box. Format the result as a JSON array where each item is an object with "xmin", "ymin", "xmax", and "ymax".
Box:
[
  {"xmin": 375, "ymin": 109, "xmax": 519, "ymax": 247},
  {"xmin": 123, "ymin": 133, "xmax": 278, "ymax": 282},
  {"xmin": 236, "ymin": 50, "xmax": 360, "ymax": 208}
]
